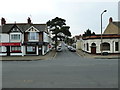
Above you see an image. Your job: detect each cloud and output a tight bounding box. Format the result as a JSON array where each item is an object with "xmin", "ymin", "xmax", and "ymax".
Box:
[{"xmin": 0, "ymin": 0, "xmax": 56, "ymax": 14}]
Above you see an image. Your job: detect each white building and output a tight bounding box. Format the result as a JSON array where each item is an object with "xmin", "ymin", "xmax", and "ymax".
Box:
[
  {"xmin": 81, "ymin": 17, "xmax": 120, "ymax": 55},
  {"xmin": 81, "ymin": 35, "xmax": 120, "ymax": 54}
]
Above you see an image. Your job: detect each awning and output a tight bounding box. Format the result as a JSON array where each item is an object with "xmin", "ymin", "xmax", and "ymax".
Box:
[
  {"xmin": 23, "ymin": 42, "xmax": 44, "ymax": 46},
  {"xmin": 0, "ymin": 43, "xmax": 21, "ymax": 46}
]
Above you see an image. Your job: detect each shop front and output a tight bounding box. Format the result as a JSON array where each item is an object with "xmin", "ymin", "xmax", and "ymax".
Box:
[
  {"xmin": 0, "ymin": 43, "xmax": 22, "ymax": 56},
  {"xmin": 43, "ymin": 42, "xmax": 50, "ymax": 55},
  {"xmin": 26, "ymin": 46, "xmax": 36, "ymax": 54},
  {"xmin": 23, "ymin": 42, "xmax": 43, "ymax": 55}
]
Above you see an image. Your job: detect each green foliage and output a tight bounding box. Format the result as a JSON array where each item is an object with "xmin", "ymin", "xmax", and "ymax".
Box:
[
  {"xmin": 47, "ymin": 17, "xmax": 71, "ymax": 49},
  {"xmin": 61, "ymin": 26, "xmax": 71, "ymax": 37},
  {"xmin": 83, "ymin": 29, "xmax": 95, "ymax": 37}
]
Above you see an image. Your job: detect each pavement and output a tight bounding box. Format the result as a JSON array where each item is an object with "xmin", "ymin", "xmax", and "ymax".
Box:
[
  {"xmin": 1, "ymin": 49, "xmax": 119, "ymax": 61},
  {"xmin": 0, "ymin": 50, "xmax": 57, "ymax": 61},
  {"xmin": 76, "ymin": 49, "xmax": 120, "ymax": 59}
]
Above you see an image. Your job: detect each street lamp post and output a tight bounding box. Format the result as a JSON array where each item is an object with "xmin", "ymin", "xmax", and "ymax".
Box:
[{"xmin": 101, "ymin": 10, "xmax": 107, "ymax": 55}]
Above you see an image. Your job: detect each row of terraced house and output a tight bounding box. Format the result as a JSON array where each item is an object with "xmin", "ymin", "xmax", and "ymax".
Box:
[
  {"xmin": 0, "ymin": 17, "xmax": 52, "ymax": 56},
  {"xmin": 74, "ymin": 17, "xmax": 120, "ymax": 55}
]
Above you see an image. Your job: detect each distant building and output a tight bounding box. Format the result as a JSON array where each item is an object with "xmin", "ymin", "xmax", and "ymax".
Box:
[
  {"xmin": 0, "ymin": 17, "xmax": 52, "ymax": 56},
  {"xmin": 81, "ymin": 17, "xmax": 120, "ymax": 55},
  {"xmin": 73, "ymin": 35, "xmax": 82, "ymax": 49}
]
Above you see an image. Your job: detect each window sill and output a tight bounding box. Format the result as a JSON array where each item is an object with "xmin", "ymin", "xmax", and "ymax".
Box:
[
  {"xmin": 11, "ymin": 51, "xmax": 22, "ymax": 53},
  {"xmin": 28, "ymin": 40, "xmax": 39, "ymax": 42}
]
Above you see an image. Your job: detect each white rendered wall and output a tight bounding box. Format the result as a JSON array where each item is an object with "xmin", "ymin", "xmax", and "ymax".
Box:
[
  {"xmin": 43, "ymin": 32, "xmax": 49, "ymax": 42},
  {"xmin": 82, "ymin": 38, "xmax": 120, "ymax": 54},
  {"xmin": 42, "ymin": 46, "xmax": 45, "ymax": 55},
  {"xmin": 11, "ymin": 53, "xmax": 22, "ymax": 56},
  {"xmin": 0, "ymin": 34, "xmax": 9, "ymax": 42}
]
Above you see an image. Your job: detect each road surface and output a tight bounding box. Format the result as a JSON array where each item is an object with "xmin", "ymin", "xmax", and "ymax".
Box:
[{"xmin": 2, "ymin": 43, "xmax": 118, "ymax": 88}]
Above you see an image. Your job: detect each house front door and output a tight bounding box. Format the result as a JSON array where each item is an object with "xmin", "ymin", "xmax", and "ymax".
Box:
[
  {"xmin": 91, "ymin": 47, "xmax": 96, "ymax": 54},
  {"xmin": 6, "ymin": 46, "xmax": 10, "ymax": 56},
  {"xmin": 38, "ymin": 46, "xmax": 42, "ymax": 55}
]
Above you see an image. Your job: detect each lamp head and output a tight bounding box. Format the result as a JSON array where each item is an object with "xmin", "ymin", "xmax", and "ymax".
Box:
[{"xmin": 104, "ymin": 10, "xmax": 107, "ymax": 12}]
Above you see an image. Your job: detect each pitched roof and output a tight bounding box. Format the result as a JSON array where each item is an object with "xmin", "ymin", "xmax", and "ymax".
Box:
[
  {"xmin": 112, "ymin": 22, "xmax": 120, "ymax": 28},
  {"xmin": 1, "ymin": 23, "xmax": 47, "ymax": 33},
  {"xmin": 103, "ymin": 21, "xmax": 120, "ymax": 34}
]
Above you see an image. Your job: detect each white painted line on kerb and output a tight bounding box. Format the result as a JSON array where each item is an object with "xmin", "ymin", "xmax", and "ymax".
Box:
[
  {"xmin": 52, "ymin": 52, "xmax": 57, "ymax": 60},
  {"xmin": 76, "ymin": 52, "xmax": 83, "ymax": 57}
]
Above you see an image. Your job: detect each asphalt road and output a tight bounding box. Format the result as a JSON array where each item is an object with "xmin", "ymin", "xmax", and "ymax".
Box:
[{"xmin": 2, "ymin": 43, "xmax": 118, "ymax": 88}]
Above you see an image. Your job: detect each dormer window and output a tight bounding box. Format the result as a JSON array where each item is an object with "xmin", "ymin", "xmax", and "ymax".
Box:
[{"xmin": 25, "ymin": 26, "xmax": 39, "ymax": 41}]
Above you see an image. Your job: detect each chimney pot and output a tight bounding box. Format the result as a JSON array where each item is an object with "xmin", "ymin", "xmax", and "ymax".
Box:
[
  {"xmin": 1, "ymin": 17, "xmax": 6, "ymax": 25},
  {"xmin": 27, "ymin": 17, "xmax": 31, "ymax": 24},
  {"xmin": 109, "ymin": 17, "xmax": 113, "ymax": 23}
]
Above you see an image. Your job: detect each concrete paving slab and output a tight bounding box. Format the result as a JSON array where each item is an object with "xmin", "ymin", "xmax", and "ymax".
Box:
[{"xmin": 76, "ymin": 50, "xmax": 120, "ymax": 59}]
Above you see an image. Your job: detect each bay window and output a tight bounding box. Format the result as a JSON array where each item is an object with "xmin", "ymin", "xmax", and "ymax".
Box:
[
  {"xmin": 28, "ymin": 32, "xmax": 39, "ymax": 40},
  {"xmin": 11, "ymin": 34, "xmax": 20, "ymax": 40}
]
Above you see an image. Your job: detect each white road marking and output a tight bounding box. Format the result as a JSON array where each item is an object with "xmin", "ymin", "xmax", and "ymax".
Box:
[
  {"xmin": 75, "ymin": 52, "xmax": 83, "ymax": 57},
  {"xmin": 52, "ymin": 52, "xmax": 57, "ymax": 60}
]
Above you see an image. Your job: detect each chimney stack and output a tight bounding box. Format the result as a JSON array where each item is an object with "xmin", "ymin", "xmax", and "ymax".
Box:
[
  {"xmin": 27, "ymin": 17, "xmax": 31, "ymax": 24},
  {"xmin": 1, "ymin": 17, "xmax": 6, "ymax": 25},
  {"xmin": 109, "ymin": 17, "xmax": 113, "ymax": 23}
]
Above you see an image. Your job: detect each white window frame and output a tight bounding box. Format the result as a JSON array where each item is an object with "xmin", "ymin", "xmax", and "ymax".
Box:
[
  {"xmin": 11, "ymin": 34, "xmax": 21, "ymax": 40},
  {"xmin": 28, "ymin": 32, "xmax": 39, "ymax": 41},
  {"xmin": 27, "ymin": 46, "xmax": 36, "ymax": 52},
  {"xmin": 11, "ymin": 46, "xmax": 21, "ymax": 52}
]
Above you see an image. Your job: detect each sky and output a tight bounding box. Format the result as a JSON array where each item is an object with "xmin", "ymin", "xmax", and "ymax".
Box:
[{"xmin": 0, "ymin": 0, "xmax": 119, "ymax": 36}]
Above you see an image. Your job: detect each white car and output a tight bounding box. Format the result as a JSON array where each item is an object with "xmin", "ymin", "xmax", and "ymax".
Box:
[
  {"xmin": 56, "ymin": 46, "xmax": 62, "ymax": 52},
  {"xmin": 67, "ymin": 46, "xmax": 72, "ymax": 50},
  {"xmin": 70, "ymin": 47, "xmax": 76, "ymax": 52}
]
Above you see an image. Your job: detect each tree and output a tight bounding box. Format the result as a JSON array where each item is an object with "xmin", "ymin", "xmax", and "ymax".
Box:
[
  {"xmin": 47, "ymin": 17, "xmax": 71, "ymax": 50},
  {"xmin": 83, "ymin": 29, "xmax": 95, "ymax": 37},
  {"xmin": 61, "ymin": 26, "xmax": 71, "ymax": 37},
  {"xmin": 91, "ymin": 32, "xmax": 95, "ymax": 36}
]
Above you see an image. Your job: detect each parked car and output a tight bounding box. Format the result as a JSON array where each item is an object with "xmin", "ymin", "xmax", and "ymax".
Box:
[
  {"xmin": 56, "ymin": 46, "xmax": 62, "ymax": 52},
  {"xmin": 64, "ymin": 44, "xmax": 67, "ymax": 47},
  {"xmin": 67, "ymin": 46, "xmax": 72, "ymax": 50},
  {"xmin": 69, "ymin": 47, "xmax": 76, "ymax": 52}
]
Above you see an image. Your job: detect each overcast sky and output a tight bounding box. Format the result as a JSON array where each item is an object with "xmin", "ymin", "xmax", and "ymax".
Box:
[{"xmin": 0, "ymin": 0, "xmax": 119, "ymax": 36}]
